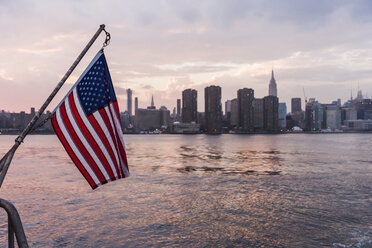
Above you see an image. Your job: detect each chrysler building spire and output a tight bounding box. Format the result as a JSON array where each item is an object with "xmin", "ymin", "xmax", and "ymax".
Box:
[{"xmin": 269, "ymin": 69, "xmax": 277, "ymax": 97}]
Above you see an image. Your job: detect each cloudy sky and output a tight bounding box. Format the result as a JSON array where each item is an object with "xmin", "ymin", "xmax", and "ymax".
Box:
[{"xmin": 1, "ymin": 0, "xmax": 372, "ymax": 113}]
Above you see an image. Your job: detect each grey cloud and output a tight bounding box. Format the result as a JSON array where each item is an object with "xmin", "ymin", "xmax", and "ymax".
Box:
[{"xmin": 141, "ymin": 84, "xmax": 153, "ymax": 90}]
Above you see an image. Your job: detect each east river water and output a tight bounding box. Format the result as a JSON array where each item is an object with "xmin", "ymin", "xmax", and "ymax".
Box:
[{"xmin": 0, "ymin": 134, "xmax": 371, "ymax": 247}]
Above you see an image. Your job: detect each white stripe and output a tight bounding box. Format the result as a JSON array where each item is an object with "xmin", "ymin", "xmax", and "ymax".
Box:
[
  {"xmin": 73, "ymin": 89, "xmax": 119, "ymax": 179},
  {"xmin": 65, "ymin": 97, "xmax": 111, "ymax": 181},
  {"xmin": 109, "ymin": 103, "xmax": 130, "ymax": 177},
  {"xmin": 104, "ymin": 106, "xmax": 125, "ymax": 178},
  {"xmin": 56, "ymin": 108, "xmax": 101, "ymax": 186},
  {"xmin": 93, "ymin": 111, "xmax": 122, "ymax": 177},
  {"xmin": 109, "ymin": 104, "xmax": 126, "ymax": 149}
]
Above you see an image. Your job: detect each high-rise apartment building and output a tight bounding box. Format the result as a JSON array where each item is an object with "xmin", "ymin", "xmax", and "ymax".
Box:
[
  {"xmin": 135, "ymin": 97, "xmax": 138, "ymax": 113},
  {"xmin": 225, "ymin": 100, "xmax": 231, "ymax": 125},
  {"xmin": 268, "ymin": 70, "xmax": 277, "ymax": 97},
  {"xmin": 127, "ymin": 88, "xmax": 132, "ymax": 116},
  {"xmin": 263, "ymin": 95, "xmax": 279, "ymax": 131},
  {"xmin": 205, "ymin": 85, "xmax": 222, "ymax": 133},
  {"xmin": 182, "ymin": 89, "xmax": 197, "ymax": 123},
  {"xmin": 230, "ymin": 98, "xmax": 239, "ymax": 128},
  {"xmin": 278, "ymin": 102, "xmax": 287, "ymax": 129},
  {"xmin": 291, "ymin": 98, "xmax": 302, "ymax": 113},
  {"xmin": 253, "ymin": 98, "xmax": 264, "ymax": 130},
  {"xmin": 238, "ymin": 88, "xmax": 254, "ymax": 132},
  {"xmin": 177, "ymin": 99, "xmax": 181, "ymax": 116}
]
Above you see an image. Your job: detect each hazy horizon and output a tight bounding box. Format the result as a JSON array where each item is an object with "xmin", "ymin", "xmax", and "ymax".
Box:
[{"xmin": 1, "ymin": 0, "xmax": 372, "ymax": 113}]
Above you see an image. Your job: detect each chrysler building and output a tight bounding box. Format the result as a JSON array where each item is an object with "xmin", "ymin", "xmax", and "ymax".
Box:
[{"xmin": 268, "ymin": 69, "xmax": 277, "ymax": 97}]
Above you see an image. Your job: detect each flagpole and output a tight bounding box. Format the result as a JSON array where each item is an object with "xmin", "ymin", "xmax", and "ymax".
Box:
[{"xmin": 0, "ymin": 24, "xmax": 108, "ymax": 188}]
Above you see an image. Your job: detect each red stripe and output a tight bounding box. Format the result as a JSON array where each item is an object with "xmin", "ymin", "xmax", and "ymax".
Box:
[
  {"xmin": 113, "ymin": 101, "xmax": 122, "ymax": 125},
  {"xmin": 51, "ymin": 115, "xmax": 97, "ymax": 189},
  {"xmin": 88, "ymin": 114, "xmax": 122, "ymax": 179},
  {"xmin": 69, "ymin": 93, "xmax": 116, "ymax": 181},
  {"xmin": 59, "ymin": 103, "xmax": 108, "ymax": 185},
  {"xmin": 99, "ymin": 108, "xmax": 123, "ymax": 177},
  {"xmin": 112, "ymin": 102, "xmax": 129, "ymax": 172},
  {"xmin": 107, "ymin": 105, "xmax": 128, "ymax": 177}
]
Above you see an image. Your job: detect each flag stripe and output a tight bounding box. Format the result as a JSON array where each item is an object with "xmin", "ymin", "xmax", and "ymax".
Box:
[
  {"xmin": 65, "ymin": 96, "xmax": 112, "ymax": 182},
  {"xmin": 51, "ymin": 114, "xmax": 98, "ymax": 189},
  {"xmin": 98, "ymin": 108, "xmax": 122, "ymax": 177},
  {"xmin": 112, "ymin": 101, "xmax": 129, "ymax": 173},
  {"xmin": 69, "ymin": 91, "xmax": 117, "ymax": 180},
  {"xmin": 106, "ymin": 105, "xmax": 125, "ymax": 177},
  {"xmin": 72, "ymin": 89, "xmax": 120, "ymax": 179},
  {"xmin": 59, "ymin": 103, "xmax": 108, "ymax": 184},
  {"xmin": 109, "ymin": 104, "xmax": 129, "ymax": 176},
  {"xmin": 104, "ymin": 106, "xmax": 124, "ymax": 177},
  {"xmin": 92, "ymin": 112, "xmax": 122, "ymax": 178}
]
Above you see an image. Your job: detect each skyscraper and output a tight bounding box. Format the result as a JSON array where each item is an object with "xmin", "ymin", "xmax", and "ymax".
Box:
[
  {"xmin": 135, "ymin": 97, "xmax": 138, "ymax": 113},
  {"xmin": 263, "ymin": 95, "xmax": 279, "ymax": 131},
  {"xmin": 177, "ymin": 99, "xmax": 181, "ymax": 116},
  {"xmin": 182, "ymin": 89, "xmax": 197, "ymax": 123},
  {"xmin": 230, "ymin": 98, "xmax": 238, "ymax": 128},
  {"xmin": 253, "ymin": 98, "xmax": 264, "ymax": 130},
  {"xmin": 291, "ymin": 98, "xmax": 302, "ymax": 113},
  {"xmin": 237, "ymin": 88, "xmax": 254, "ymax": 132},
  {"xmin": 278, "ymin": 102, "xmax": 287, "ymax": 129},
  {"xmin": 268, "ymin": 70, "xmax": 277, "ymax": 97},
  {"xmin": 205, "ymin": 85, "xmax": 222, "ymax": 134},
  {"xmin": 127, "ymin": 88, "xmax": 132, "ymax": 116},
  {"xmin": 225, "ymin": 100, "xmax": 231, "ymax": 125}
]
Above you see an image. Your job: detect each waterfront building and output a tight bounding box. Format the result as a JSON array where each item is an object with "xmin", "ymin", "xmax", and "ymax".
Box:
[
  {"xmin": 159, "ymin": 106, "xmax": 171, "ymax": 128},
  {"xmin": 237, "ymin": 88, "xmax": 254, "ymax": 132},
  {"xmin": 355, "ymin": 99, "xmax": 372, "ymax": 120},
  {"xmin": 171, "ymin": 122, "xmax": 200, "ymax": 134},
  {"xmin": 120, "ymin": 111, "xmax": 131, "ymax": 129},
  {"xmin": 291, "ymin": 98, "xmax": 302, "ymax": 113},
  {"xmin": 305, "ymin": 99, "xmax": 324, "ymax": 131},
  {"xmin": 182, "ymin": 89, "xmax": 197, "ymax": 123},
  {"xmin": 127, "ymin": 88, "xmax": 132, "ymax": 116},
  {"xmin": 205, "ymin": 85, "xmax": 222, "ymax": 133},
  {"xmin": 177, "ymin": 99, "xmax": 181, "ymax": 116},
  {"xmin": 268, "ymin": 70, "xmax": 277, "ymax": 97},
  {"xmin": 341, "ymin": 108, "xmax": 357, "ymax": 125},
  {"xmin": 225, "ymin": 100, "xmax": 231, "ymax": 126},
  {"xmin": 263, "ymin": 95, "xmax": 279, "ymax": 131},
  {"xmin": 135, "ymin": 97, "xmax": 138, "ymax": 113},
  {"xmin": 230, "ymin": 98, "xmax": 239, "ymax": 128},
  {"xmin": 312, "ymin": 102, "xmax": 323, "ymax": 130},
  {"xmin": 323, "ymin": 104, "xmax": 341, "ymax": 130},
  {"xmin": 253, "ymin": 98, "xmax": 264, "ymax": 130},
  {"xmin": 343, "ymin": 119, "xmax": 372, "ymax": 131},
  {"xmin": 0, "ymin": 108, "xmax": 53, "ymax": 132},
  {"xmin": 135, "ymin": 106, "xmax": 170, "ymax": 131},
  {"xmin": 278, "ymin": 102, "xmax": 287, "ymax": 129},
  {"xmin": 197, "ymin": 112, "xmax": 205, "ymax": 131}
]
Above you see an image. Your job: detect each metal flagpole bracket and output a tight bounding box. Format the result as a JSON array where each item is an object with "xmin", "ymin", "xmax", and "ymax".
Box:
[
  {"xmin": 0, "ymin": 24, "xmax": 109, "ymax": 188},
  {"xmin": 102, "ymin": 27, "xmax": 111, "ymax": 49}
]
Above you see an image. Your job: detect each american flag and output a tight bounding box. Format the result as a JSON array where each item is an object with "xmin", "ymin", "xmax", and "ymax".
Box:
[{"xmin": 51, "ymin": 51, "xmax": 129, "ymax": 189}]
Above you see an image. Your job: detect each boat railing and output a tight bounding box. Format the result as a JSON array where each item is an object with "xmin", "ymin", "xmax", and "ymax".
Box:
[{"xmin": 0, "ymin": 198, "xmax": 28, "ymax": 248}]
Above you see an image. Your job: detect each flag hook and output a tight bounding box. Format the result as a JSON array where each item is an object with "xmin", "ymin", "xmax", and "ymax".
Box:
[{"xmin": 102, "ymin": 28, "xmax": 111, "ymax": 48}]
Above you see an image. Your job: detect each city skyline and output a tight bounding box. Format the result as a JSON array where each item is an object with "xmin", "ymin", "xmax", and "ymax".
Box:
[{"xmin": 1, "ymin": 1, "xmax": 372, "ymax": 113}]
